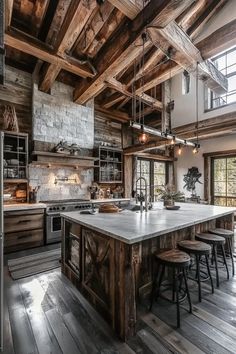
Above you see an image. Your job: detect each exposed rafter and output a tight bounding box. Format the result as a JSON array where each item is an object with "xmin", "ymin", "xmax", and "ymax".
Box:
[
  {"xmin": 5, "ymin": 30, "xmax": 96, "ymax": 79},
  {"xmin": 107, "ymin": 0, "xmax": 142, "ymax": 20},
  {"xmin": 5, "ymin": 0, "xmax": 13, "ymax": 31},
  {"xmin": 39, "ymin": 0, "xmax": 97, "ymax": 93},
  {"xmin": 73, "ymin": 0, "xmax": 195, "ymax": 104}
]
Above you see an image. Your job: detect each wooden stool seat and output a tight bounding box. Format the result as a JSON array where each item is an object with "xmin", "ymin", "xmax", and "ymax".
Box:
[
  {"xmin": 209, "ymin": 228, "xmax": 234, "ymax": 238},
  {"xmin": 196, "ymin": 233, "xmax": 225, "ymax": 244},
  {"xmin": 196, "ymin": 233, "xmax": 229, "ymax": 287},
  {"xmin": 209, "ymin": 228, "xmax": 235, "ymax": 276},
  {"xmin": 150, "ymin": 248, "xmax": 192, "ymax": 327},
  {"xmin": 155, "ymin": 249, "xmax": 191, "ymax": 268},
  {"xmin": 178, "ymin": 240, "xmax": 211, "ymax": 255},
  {"xmin": 177, "ymin": 240, "xmax": 214, "ymax": 301}
]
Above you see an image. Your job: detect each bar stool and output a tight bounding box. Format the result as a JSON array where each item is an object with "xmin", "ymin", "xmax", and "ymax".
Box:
[
  {"xmin": 208, "ymin": 228, "xmax": 235, "ymax": 276},
  {"xmin": 150, "ymin": 249, "xmax": 192, "ymax": 327},
  {"xmin": 177, "ymin": 240, "xmax": 214, "ymax": 302},
  {"xmin": 195, "ymin": 233, "xmax": 229, "ymax": 288}
]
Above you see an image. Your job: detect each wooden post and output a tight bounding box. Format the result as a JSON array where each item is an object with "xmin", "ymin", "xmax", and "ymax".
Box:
[{"xmin": 0, "ymin": 0, "xmax": 4, "ymax": 85}]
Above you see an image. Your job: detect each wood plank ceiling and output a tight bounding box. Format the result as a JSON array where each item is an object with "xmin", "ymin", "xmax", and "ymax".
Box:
[{"xmin": 3, "ymin": 0, "xmax": 234, "ymax": 127}]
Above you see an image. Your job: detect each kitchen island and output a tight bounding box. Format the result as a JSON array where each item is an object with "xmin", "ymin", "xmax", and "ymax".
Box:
[{"xmin": 61, "ymin": 203, "xmax": 235, "ymax": 340}]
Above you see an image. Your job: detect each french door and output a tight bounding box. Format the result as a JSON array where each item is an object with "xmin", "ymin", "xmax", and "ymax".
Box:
[{"xmin": 211, "ymin": 156, "xmax": 236, "ymax": 207}]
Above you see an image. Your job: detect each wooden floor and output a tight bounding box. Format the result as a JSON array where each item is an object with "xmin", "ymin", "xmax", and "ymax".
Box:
[{"xmin": 2, "ymin": 246, "xmax": 236, "ymax": 354}]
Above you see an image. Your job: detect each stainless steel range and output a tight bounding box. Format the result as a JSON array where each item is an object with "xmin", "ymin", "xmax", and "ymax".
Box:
[{"xmin": 43, "ymin": 199, "xmax": 91, "ymax": 244}]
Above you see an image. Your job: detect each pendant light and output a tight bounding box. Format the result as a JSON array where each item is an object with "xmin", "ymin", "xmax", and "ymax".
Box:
[{"xmin": 178, "ymin": 144, "xmax": 182, "ymax": 155}]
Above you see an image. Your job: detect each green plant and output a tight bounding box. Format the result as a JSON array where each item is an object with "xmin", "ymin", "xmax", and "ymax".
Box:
[{"xmin": 156, "ymin": 184, "xmax": 185, "ymax": 201}]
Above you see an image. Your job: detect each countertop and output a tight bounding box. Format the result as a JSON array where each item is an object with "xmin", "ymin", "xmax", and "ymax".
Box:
[
  {"xmin": 3, "ymin": 198, "xmax": 130, "ymax": 212},
  {"xmin": 4, "ymin": 203, "xmax": 47, "ymax": 211},
  {"xmin": 61, "ymin": 202, "xmax": 236, "ymax": 244}
]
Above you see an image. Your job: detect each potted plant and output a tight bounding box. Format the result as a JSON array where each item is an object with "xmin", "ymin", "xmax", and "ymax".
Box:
[{"xmin": 156, "ymin": 184, "xmax": 185, "ymax": 207}]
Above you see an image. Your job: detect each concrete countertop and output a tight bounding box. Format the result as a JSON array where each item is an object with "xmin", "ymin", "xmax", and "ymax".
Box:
[
  {"xmin": 61, "ymin": 202, "xmax": 236, "ymax": 244},
  {"xmin": 4, "ymin": 203, "xmax": 47, "ymax": 212},
  {"xmin": 89, "ymin": 198, "xmax": 130, "ymax": 204}
]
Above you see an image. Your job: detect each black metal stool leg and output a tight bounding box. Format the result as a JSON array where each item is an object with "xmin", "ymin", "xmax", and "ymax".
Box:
[
  {"xmin": 183, "ymin": 268, "xmax": 192, "ymax": 314},
  {"xmin": 157, "ymin": 264, "xmax": 165, "ymax": 299},
  {"xmin": 221, "ymin": 244, "xmax": 229, "ymax": 280},
  {"xmin": 175, "ymin": 268, "xmax": 180, "ymax": 328},
  {"xmin": 227, "ymin": 238, "xmax": 235, "ymax": 276},
  {"xmin": 205, "ymin": 254, "xmax": 214, "ymax": 294},
  {"xmin": 172, "ymin": 267, "xmax": 175, "ymax": 302},
  {"xmin": 196, "ymin": 254, "xmax": 202, "ymax": 302},
  {"xmin": 213, "ymin": 244, "xmax": 220, "ymax": 288}
]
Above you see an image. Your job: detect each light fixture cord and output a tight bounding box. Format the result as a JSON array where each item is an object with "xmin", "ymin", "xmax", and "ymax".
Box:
[{"xmin": 196, "ymin": 62, "xmax": 199, "ymax": 145}]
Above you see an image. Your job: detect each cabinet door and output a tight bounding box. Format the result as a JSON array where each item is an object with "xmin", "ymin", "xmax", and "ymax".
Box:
[
  {"xmin": 4, "ymin": 209, "xmax": 44, "ymax": 233},
  {"xmin": 64, "ymin": 222, "xmax": 81, "ymax": 279},
  {"xmin": 82, "ymin": 228, "xmax": 114, "ymax": 319}
]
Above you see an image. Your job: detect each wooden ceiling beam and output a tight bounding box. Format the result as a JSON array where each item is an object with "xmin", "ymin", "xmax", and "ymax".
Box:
[
  {"xmin": 147, "ymin": 21, "xmax": 228, "ymax": 94},
  {"xmin": 73, "ymin": 0, "xmax": 195, "ymax": 104},
  {"xmin": 196, "ymin": 18, "xmax": 236, "ymax": 60},
  {"xmin": 95, "ymin": 105, "xmax": 131, "ymax": 123},
  {"xmin": 104, "ymin": 77, "xmax": 163, "ymax": 110},
  {"xmin": 31, "ymin": 0, "xmax": 50, "ymax": 37},
  {"xmin": 38, "ymin": 0, "xmax": 97, "ymax": 92},
  {"xmin": 72, "ymin": 1, "xmax": 114, "ymax": 56},
  {"xmin": 5, "ymin": 30, "xmax": 95, "ymax": 79},
  {"xmin": 107, "ymin": 0, "xmax": 142, "ymax": 20},
  {"xmin": 5, "ymin": 0, "xmax": 13, "ymax": 31}
]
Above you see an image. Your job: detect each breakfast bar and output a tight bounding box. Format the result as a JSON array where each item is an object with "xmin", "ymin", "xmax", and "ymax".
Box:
[{"xmin": 61, "ymin": 203, "xmax": 235, "ymax": 340}]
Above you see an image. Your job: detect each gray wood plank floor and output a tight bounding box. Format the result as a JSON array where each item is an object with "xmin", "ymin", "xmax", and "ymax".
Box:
[{"xmin": 2, "ymin": 245, "xmax": 236, "ymax": 354}]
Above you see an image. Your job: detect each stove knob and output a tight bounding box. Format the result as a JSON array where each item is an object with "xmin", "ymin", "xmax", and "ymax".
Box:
[
  {"xmin": 53, "ymin": 207, "xmax": 56, "ymax": 211},
  {"xmin": 62, "ymin": 207, "xmax": 65, "ymax": 210},
  {"xmin": 49, "ymin": 207, "xmax": 52, "ymax": 211},
  {"xmin": 75, "ymin": 205, "xmax": 79, "ymax": 209}
]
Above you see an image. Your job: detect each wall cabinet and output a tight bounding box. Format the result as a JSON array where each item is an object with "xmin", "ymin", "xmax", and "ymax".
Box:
[
  {"xmin": 4, "ymin": 209, "xmax": 44, "ymax": 253},
  {"xmin": 94, "ymin": 146, "xmax": 123, "ymax": 183}
]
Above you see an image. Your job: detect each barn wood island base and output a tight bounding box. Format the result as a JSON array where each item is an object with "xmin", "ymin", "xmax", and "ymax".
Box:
[{"xmin": 61, "ymin": 203, "xmax": 235, "ymax": 341}]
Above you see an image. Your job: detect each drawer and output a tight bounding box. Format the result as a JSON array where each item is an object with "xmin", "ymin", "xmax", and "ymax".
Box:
[
  {"xmin": 4, "ymin": 212, "xmax": 44, "ymax": 234},
  {"xmin": 4, "ymin": 229, "xmax": 44, "ymax": 253}
]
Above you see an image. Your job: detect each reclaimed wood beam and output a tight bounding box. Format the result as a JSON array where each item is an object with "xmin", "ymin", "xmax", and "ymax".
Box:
[
  {"xmin": 5, "ymin": 31, "xmax": 95, "ymax": 79},
  {"xmin": 73, "ymin": 0, "xmax": 195, "ymax": 104},
  {"xmin": 5, "ymin": 0, "xmax": 13, "ymax": 31},
  {"xmin": 95, "ymin": 105, "xmax": 131, "ymax": 123},
  {"xmin": 196, "ymin": 18, "xmax": 236, "ymax": 60},
  {"xmin": 39, "ymin": 0, "xmax": 97, "ymax": 92},
  {"xmin": 187, "ymin": 0, "xmax": 227, "ymax": 38},
  {"xmin": 104, "ymin": 78, "xmax": 163, "ymax": 110},
  {"xmin": 73, "ymin": 1, "xmax": 114, "ymax": 56},
  {"xmin": 108, "ymin": 0, "xmax": 141, "ymax": 20},
  {"xmin": 31, "ymin": 0, "xmax": 50, "ymax": 37},
  {"xmin": 124, "ymin": 111, "xmax": 236, "ymax": 154},
  {"xmin": 147, "ymin": 21, "xmax": 228, "ymax": 94}
]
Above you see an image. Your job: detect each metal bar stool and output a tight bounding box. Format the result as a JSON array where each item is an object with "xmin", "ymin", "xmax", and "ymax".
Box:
[
  {"xmin": 150, "ymin": 249, "xmax": 192, "ymax": 328},
  {"xmin": 195, "ymin": 233, "xmax": 229, "ymax": 288},
  {"xmin": 177, "ymin": 240, "xmax": 214, "ymax": 302},
  {"xmin": 209, "ymin": 228, "xmax": 235, "ymax": 276}
]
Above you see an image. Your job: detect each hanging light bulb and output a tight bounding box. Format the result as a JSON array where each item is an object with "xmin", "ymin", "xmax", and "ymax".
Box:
[
  {"xmin": 170, "ymin": 135, "xmax": 176, "ymax": 145},
  {"xmin": 178, "ymin": 144, "xmax": 182, "ymax": 155},
  {"xmin": 193, "ymin": 144, "xmax": 200, "ymax": 154},
  {"xmin": 138, "ymin": 127, "xmax": 149, "ymax": 144}
]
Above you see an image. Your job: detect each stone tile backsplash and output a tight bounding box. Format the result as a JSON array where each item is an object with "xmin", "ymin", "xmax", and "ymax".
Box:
[
  {"xmin": 29, "ymin": 166, "xmax": 93, "ymax": 201},
  {"xmin": 30, "ymin": 80, "xmax": 95, "ymax": 201}
]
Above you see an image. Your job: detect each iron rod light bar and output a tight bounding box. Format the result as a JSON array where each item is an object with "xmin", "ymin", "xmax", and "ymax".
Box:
[{"xmin": 130, "ymin": 121, "xmax": 199, "ymax": 148}]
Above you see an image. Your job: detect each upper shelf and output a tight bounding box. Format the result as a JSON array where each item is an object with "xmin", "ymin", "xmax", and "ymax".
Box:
[{"xmin": 30, "ymin": 151, "xmax": 99, "ymax": 169}]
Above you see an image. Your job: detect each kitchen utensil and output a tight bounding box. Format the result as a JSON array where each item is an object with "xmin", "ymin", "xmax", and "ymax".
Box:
[{"xmin": 3, "ymin": 194, "xmax": 11, "ymax": 201}]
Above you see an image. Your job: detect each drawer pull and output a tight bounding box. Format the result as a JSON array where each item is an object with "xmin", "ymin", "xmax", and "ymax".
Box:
[
  {"xmin": 18, "ymin": 235, "xmax": 31, "ymax": 240},
  {"xmin": 18, "ymin": 219, "xmax": 31, "ymax": 223}
]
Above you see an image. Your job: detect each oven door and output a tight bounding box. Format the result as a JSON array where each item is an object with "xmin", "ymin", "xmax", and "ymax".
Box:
[{"xmin": 46, "ymin": 213, "xmax": 62, "ymax": 244}]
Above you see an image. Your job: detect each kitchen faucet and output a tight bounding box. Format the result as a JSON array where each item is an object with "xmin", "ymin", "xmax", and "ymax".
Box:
[{"xmin": 135, "ymin": 177, "xmax": 149, "ymax": 212}]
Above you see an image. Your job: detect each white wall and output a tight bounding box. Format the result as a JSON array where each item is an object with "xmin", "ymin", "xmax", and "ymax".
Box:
[{"xmin": 175, "ymin": 134, "xmax": 236, "ymax": 199}]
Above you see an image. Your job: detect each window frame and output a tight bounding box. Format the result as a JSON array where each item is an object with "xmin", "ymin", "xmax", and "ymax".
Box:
[
  {"xmin": 211, "ymin": 155, "xmax": 236, "ymax": 206},
  {"xmin": 206, "ymin": 46, "xmax": 236, "ymax": 111},
  {"xmin": 136, "ymin": 158, "xmax": 169, "ymax": 201}
]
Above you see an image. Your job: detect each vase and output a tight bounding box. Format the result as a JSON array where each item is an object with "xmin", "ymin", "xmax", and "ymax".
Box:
[{"xmin": 164, "ymin": 199, "xmax": 175, "ymax": 207}]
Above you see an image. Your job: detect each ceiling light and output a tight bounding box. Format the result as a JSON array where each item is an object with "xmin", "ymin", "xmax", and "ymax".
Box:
[
  {"xmin": 178, "ymin": 144, "xmax": 182, "ymax": 155},
  {"xmin": 170, "ymin": 135, "xmax": 176, "ymax": 145}
]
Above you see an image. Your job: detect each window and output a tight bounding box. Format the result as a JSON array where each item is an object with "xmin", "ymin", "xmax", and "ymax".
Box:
[
  {"xmin": 136, "ymin": 159, "xmax": 168, "ymax": 201},
  {"xmin": 182, "ymin": 70, "xmax": 190, "ymax": 94},
  {"xmin": 207, "ymin": 47, "xmax": 236, "ymax": 109},
  {"xmin": 212, "ymin": 156, "xmax": 236, "ymax": 207}
]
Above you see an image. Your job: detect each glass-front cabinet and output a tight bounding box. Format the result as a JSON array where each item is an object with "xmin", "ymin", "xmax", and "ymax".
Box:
[
  {"xmin": 95, "ymin": 146, "xmax": 123, "ymax": 183},
  {"xmin": 2, "ymin": 131, "xmax": 28, "ymax": 203}
]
